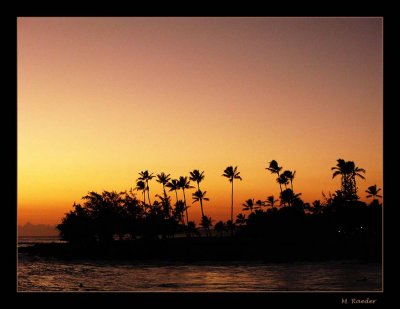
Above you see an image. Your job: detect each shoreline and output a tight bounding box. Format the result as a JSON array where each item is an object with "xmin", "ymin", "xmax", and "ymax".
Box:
[{"xmin": 18, "ymin": 236, "xmax": 381, "ymax": 263}]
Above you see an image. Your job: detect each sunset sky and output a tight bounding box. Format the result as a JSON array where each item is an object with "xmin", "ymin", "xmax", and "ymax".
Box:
[{"xmin": 18, "ymin": 17, "xmax": 383, "ymax": 226}]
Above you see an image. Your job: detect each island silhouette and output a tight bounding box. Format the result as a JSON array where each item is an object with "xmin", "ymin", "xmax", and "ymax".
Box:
[{"xmin": 20, "ymin": 159, "xmax": 382, "ymax": 262}]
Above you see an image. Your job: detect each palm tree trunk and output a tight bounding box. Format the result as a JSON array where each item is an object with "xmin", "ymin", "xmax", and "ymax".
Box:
[
  {"xmin": 146, "ymin": 181, "xmax": 151, "ymax": 205},
  {"xmin": 197, "ymin": 183, "xmax": 205, "ymax": 217},
  {"xmin": 174, "ymin": 190, "xmax": 178, "ymax": 204},
  {"xmin": 163, "ymin": 184, "xmax": 167, "ymax": 199},
  {"xmin": 197, "ymin": 183, "xmax": 210, "ymax": 237},
  {"xmin": 183, "ymin": 189, "xmax": 189, "ymax": 225},
  {"xmin": 277, "ymin": 172, "xmax": 283, "ymax": 193},
  {"xmin": 162, "ymin": 184, "xmax": 169, "ymax": 216},
  {"xmin": 200, "ymin": 200, "xmax": 204, "ymax": 217},
  {"xmin": 231, "ymin": 180, "xmax": 234, "ymax": 236}
]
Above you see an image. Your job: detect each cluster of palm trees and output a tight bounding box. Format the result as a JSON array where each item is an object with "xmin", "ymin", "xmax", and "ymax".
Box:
[
  {"xmin": 121, "ymin": 159, "xmax": 381, "ymax": 231},
  {"xmin": 264, "ymin": 160, "xmax": 300, "ymax": 207},
  {"xmin": 266, "ymin": 160, "xmax": 296, "ymax": 192},
  {"xmin": 134, "ymin": 169, "xmax": 213, "ymax": 232},
  {"xmin": 241, "ymin": 196, "xmax": 280, "ymax": 214},
  {"xmin": 232, "ymin": 158, "xmax": 381, "ymax": 222},
  {"xmin": 133, "ymin": 166, "xmax": 246, "ymax": 235},
  {"xmin": 58, "ymin": 158, "xmax": 382, "ymax": 243}
]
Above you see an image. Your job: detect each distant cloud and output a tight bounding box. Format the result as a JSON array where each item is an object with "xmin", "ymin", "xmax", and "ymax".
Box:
[{"xmin": 18, "ymin": 222, "xmax": 58, "ymax": 236}]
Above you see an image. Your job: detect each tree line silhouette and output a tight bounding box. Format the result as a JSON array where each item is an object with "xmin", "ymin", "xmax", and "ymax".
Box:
[{"xmin": 57, "ymin": 159, "xmax": 382, "ymax": 248}]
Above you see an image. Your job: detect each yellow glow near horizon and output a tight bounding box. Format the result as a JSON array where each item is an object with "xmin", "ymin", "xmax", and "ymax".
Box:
[{"xmin": 18, "ymin": 17, "xmax": 383, "ymax": 226}]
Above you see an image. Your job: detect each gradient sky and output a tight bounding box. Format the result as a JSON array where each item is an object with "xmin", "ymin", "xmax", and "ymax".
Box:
[{"xmin": 18, "ymin": 17, "xmax": 383, "ymax": 226}]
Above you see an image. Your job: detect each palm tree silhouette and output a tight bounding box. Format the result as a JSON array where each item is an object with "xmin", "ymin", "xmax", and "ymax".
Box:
[
  {"xmin": 186, "ymin": 221, "xmax": 200, "ymax": 237},
  {"xmin": 277, "ymin": 174, "xmax": 289, "ymax": 190},
  {"xmin": 265, "ymin": 195, "xmax": 278, "ymax": 208},
  {"xmin": 222, "ymin": 166, "xmax": 242, "ymax": 234},
  {"xmin": 125, "ymin": 188, "xmax": 143, "ymax": 217},
  {"xmin": 192, "ymin": 190, "xmax": 209, "ymax": 208},
  {"xmin": 189, "ymin": 170, "xmax": 205, "ymax": 217},
  {"xmin": 282, "ymin": 170, "xmax": 296, "ymax": 192},
  {"xmin": 311, "ymin": 200, "xmax": 323, "ymax": 214},
  {"xmin": 178, "ymin": 176, "xmax": 194, "ymax": 225},
  {"xmin": 235, "ymin": 213, "xmax": 246, "ymax": 226},
  {"xmin": 166, "ymin": 179, "xmax": 180, "ymax": 204},
  {"xmin": 174, "ymin": 200, "xmax": 186, "ymax": 226},
  {"xmin": 200, "ymin": 216, "xmax": 213, "ymax": 237},
  {"xmin": 266, "ymin": 160, "xmax": 283, "ymax": 193},
  {"xmin": 256, "ymin": 199, "xmax": 264, "ymax": 209},
  {"xmin": 365, "ymin": 185, "xmax": 382, "ymax": 200},
  {"xmin": 156, "ymin": 172, "xmax": 171, "ymax": 199},
  {"xmin": 137, "ymin": 170, "xmax": 155, "ymax": 205},
  {"xmin": 155, "ymin": 194, "xmax": 172, "ymax": 218},
  {"xmin": 332, "ymin": 159, "xmax": 366, "ymax": 200},
  {"xmin": 332, "ymin": 158, "xmax": 347, "ymax": 184},
  {"xmin": 347, "ymin": 161, "xmax": 366, "ymax": 199},
  {"xmin": 225, "ymin": 220, "xmax": 236, "ymax": 235},
  {"xmin": 135, "ymin": 180, "xmax": 147, "ymax": 205},
  {"xmin": 242, "ymin": 198, "xmax": 256, "ymax": 214},
  {"xmin": 192, "ymin": 189, "xmax": 210, "ymax": 236},
  {"xmin": 280, "ymin": 188, "xmax": 301, "ymax": 207},
  {"xmin": 214, "ymin": 221, "xmax": 226, "ymax": 237}
]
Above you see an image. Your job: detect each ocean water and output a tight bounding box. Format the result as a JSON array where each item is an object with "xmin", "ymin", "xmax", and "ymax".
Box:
[
  {"xmin": 17, "ymin": 237, "xmax": 382, "ymax": 292},
  {"xmin": 18, "ymin": 236, "xmax": 66, "ymax": 247}
]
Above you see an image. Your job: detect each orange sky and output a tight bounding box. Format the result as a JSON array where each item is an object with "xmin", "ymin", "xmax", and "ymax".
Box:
[{"xmin": 18, "ymin": 17, "xmax": 383, "ymax": 226}]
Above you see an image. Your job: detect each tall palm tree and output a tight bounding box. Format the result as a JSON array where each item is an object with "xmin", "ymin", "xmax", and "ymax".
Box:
[
  {"xmin": 332, "ymin": 158, "xmax": 347, "ymax": 182},
  {"xmin": 242, "ymin": 198, "xmax": 255, "ymax": 213},
  {"xmin": 189, "ymin": 169, "xmax": 205, "ymax": 189},
  {"xmin": 266, "ymin": 160, "xmax": 283, "ymax": 193},
  {"xmin": 192, "ymin": 189, "xmax": 209, "ymax": 206},
  {"xmin": 365, "ymin": 185, "xmax": 382, "ymax": 200},
  {"xmin": 189, "ymin": 170, "xmax": 205, "ymax": 217},
  {"xmin": 178, "ymin": 176, "xmax": 194, "ymax": 225},
  {"xmin": 135, "ymin": 180, "xmax": 147, "ymax": 205},
  {"xmin": 222, "ymin": 166, "xmax": 242, "ymax": 230},
  {"xmin": 347, "ymin": 161, "xmax": 366, "ymax": 199},
  {"xmin": 332, "ymin": 159, "xmax": 366, "ymax": 200},
  {"xmin": 282, "ymin": 170, "xmax": 296, "ymax": 192},
  {"xmin": 166, "ymin": 179, "xmax": 180, "ymax": 204},
  {"xmin": 137, "ymin": 170, "xmax": 155, "ymax": 205},
  {"xmin": 156, "ymin": 172, "xmax": 171, "ymax": 199},
  {"xmin": 192, "ymin": 189, "xmax": 210, "ymax": 236}
]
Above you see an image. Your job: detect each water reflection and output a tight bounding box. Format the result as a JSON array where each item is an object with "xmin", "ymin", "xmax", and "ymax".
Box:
[{"xmin": 18, "ymin": 255, "xmax": 381, "ymax": 292}]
